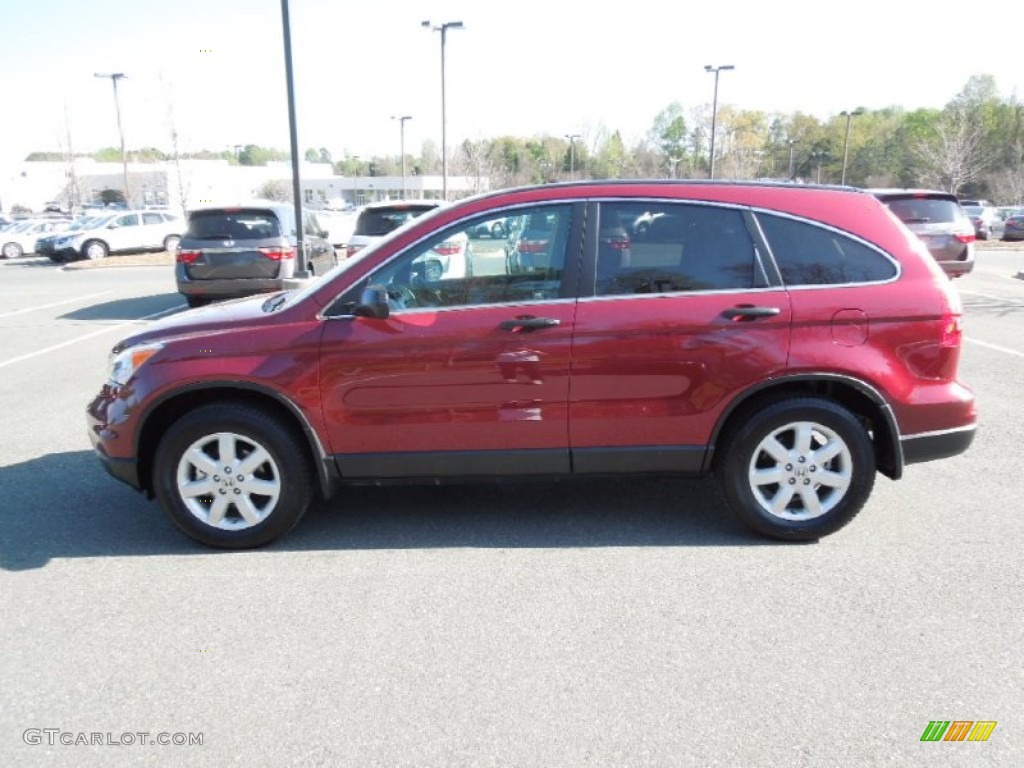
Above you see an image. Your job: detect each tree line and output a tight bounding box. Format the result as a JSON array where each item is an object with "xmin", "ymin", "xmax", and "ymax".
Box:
[{"xmin": 26, "ymin": 74, "xmax": 1023, "ymax": 205}]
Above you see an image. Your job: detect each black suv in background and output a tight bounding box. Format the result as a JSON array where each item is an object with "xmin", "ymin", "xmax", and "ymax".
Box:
[
  {"xmin": 869, "ymin": 189, "xmax": 975, "ymax": 278},
  {"xmin": 175, "ymin": 203, "xmax": 336, "ymax": 307}
]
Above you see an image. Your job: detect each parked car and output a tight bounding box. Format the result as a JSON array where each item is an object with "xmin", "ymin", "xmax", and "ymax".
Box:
[
  {"xmin": 869, "ymin": 189, "xmax": 975, "ymax": 277},
  {"xmin": 960, "ymin": 204, "xmax": 1002, "ymax": 240},
  {"xmin": 175, "ymin": 203, "xmax": 337, "ymax": 308},
  {"xmin": 88, "ymin": 181, "xmax": 976, "ymax": 549},
  {"xmin": 1, "ymin": 218, "xmax": 71, "ymax": 259},
  {"xmin": 467, "ymin": 217, "xmax": 508, "ymax": 239},
  {"xmin": 1002, "ymin": 209, "xmax": 1024, "ymax": 241},
  {"xmin": 47, "ymin": 210, "xmax": 182, "ymax": 261},
  {"xmin": 342, "ymin": 200, "xmax": 442, "ymax": 259},
  {"xmin": 343, "ymin": 199, "xmax": 472, "ymax": 279}
]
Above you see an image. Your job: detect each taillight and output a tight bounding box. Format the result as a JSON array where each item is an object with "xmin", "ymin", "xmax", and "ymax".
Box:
[
  {"xmin": 602, "ymin": 237, "xmax": 631, "ymax": 250},
  {"xmin": 517, "ymin": 239, "xmax": 549, "ymax": 254},
  {"xmin": 176, "ymin": 249, "xmax": 201, "ymax": 264},
  {"xmin": 433, "ymin": 241, "xmax": 461, "ymax": 256},
  {"xmin": 344, "ymin": 245, "xmax": 363, "ymax": 259},
  {"xmin": 953, "ymin": 232, "xmax": 975, "ymax": 244},
  {"xmin": 258, "ymin": 247, "xmax": 295, "ymax": 261},
  {"xmin": 940, "ymin": 312, "xmax": 963, "ymax": 348}
]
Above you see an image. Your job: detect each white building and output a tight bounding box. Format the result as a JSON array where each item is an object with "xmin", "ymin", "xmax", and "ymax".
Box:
[{"xmin": 0, "ymin": 157, "xmax": 488, "ymax": 213}]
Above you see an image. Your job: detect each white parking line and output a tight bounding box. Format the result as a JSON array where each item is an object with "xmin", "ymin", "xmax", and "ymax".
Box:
[
  {"xmin": 0, "ymin": 290, "xmax": 112, "ymax": 320},
  {"xmin": 0, "ymin": 304, "xmax": 183, "ymax": 370},
  {"xmin": 966, "ymin": 337, "xmax": 1024, "ymax": 358}
]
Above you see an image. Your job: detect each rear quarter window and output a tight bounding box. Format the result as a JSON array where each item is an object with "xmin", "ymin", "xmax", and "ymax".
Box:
[{"xmin": 757, "ymin": 214, "xmax": 897, "ymax": 286}]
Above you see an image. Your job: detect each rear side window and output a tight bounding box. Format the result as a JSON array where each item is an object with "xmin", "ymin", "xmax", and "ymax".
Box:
[
  {"xmin": 757, "ymin": 214, "xmax": 897, "ymax": 286},
  {"xmin": 187, "ymin": 211, "xmax": 283, "ymax": 240},
  {"xmin": 354, "ymin": 205, "xmax": 437, "ymax": 236},
  {"xmin": 595, "ymin": 202, "xmax": 756, "ymax": 295}
]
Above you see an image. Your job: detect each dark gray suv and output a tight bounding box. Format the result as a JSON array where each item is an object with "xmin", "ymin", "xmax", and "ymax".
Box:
[{"xmin": 176, "ymin": 203, "xmax": 336, "ymax": 307}]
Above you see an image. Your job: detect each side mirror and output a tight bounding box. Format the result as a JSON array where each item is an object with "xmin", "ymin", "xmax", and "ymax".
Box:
[{"xmin": 353, "ymin": 284, "xmax": 390, "ymax": 319}]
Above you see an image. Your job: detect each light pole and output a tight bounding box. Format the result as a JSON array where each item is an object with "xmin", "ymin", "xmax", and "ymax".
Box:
[
  {"xmin": 564, "ymin": 133, "xmax": 580, "ymax": 179},
  {"xmin": 391, "ymin": 115, "xmax": 412, "ymax": 198},
  {"xmin": 840, "ymin": 108, "xmax": 864, "ymax": 186},
  {"xmin": 788, "ymin": 139, "xmax": 799, "ymax": 179},
  {"xmin": 811, "ymin": 151, "xmax": 828, "ymax": 184},
  {"xmin": 704, "ymin": 64, "xmax": 734, "ymax": 180},
  {"xmin": 422, "ymin": 20, "xmax": 464, "ymax": 201},
  {"xmin": 94, "ymin": 72, "xmax": 130, "ymax": 205}
]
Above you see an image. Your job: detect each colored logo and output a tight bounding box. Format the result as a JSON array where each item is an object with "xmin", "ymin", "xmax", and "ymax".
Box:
[{"xmin": 920, "ymin": 721, "xmax": 997, "ymax": 742}]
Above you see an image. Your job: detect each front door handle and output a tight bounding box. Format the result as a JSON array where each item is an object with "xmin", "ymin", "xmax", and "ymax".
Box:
[
  {"xmin": 499, "ymin": 315, "xmax": 561, "ymax": 332},
  {"xmin": 722, "ymin": 305, "xmax": 782, "ymax": 321}
]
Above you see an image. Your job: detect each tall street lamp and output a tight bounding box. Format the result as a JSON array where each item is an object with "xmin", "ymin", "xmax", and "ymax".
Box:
[
  {"xmin": 422, "ymin": 20, "xmax": 464, "ymax": 201},
  {"xmin": 840, "ymin": 108, "xmax": 865, "ymax": 186},
  {"xmin": 704, "ymin": 64, "xmax": 734, "ymax": 180},
  {"xmin": 391, "ymin": 115, "xmax": 412, "ymax": 198},
  {"xmin": 94, "ymin": 72, "xmax": 130, "ymax": 205},
  {"xmin": 563, "ymin": 133, "xmax": 580, "ymax": 179},
  {"xmin": 788, "ymin": 139, "xmax": 799, "ymax": 179}
]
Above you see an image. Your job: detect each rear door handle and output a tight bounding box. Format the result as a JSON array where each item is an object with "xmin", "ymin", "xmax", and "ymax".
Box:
[
  {"xmin": 722, "ymin": 305, "xmax": 782, "ymax": 320},
  {"xmin": 499, "ymin": 316, "xmax": 561, "ymax": 332}
]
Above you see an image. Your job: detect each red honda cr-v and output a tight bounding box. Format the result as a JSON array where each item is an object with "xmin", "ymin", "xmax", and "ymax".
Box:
[{"xmin": 87, "ymin": 182, "xmax": 976, "ymax": 548}]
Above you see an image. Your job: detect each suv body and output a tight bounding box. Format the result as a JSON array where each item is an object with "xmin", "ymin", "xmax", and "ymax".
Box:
[
  {"xmin": 47, "ymin": 210, "xmax": 182, "ymax": 261},
  {"xmin": 88, "ymin": 181, "xmax": 976, "ymax": 548},
  {"xmin": 869, "ymin": 189, "xmax": 974, "ymax": 277},
  {"xmin": 175, "ymin": 203, "xmax": 336, "ymax": 308}
]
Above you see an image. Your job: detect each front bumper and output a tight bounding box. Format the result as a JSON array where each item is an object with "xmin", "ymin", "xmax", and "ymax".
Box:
[{"xmin": 87, "ymin": 389, "xmax": 144, "ymax": 492}]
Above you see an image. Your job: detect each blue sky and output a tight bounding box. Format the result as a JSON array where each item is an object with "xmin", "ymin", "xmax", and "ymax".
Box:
[{"xmin": 4, "ymin": 0, "xmax": 1022, "ymax": 170}]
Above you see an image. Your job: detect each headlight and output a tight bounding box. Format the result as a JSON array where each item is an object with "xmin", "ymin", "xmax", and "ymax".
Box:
[{"xmin": 107, "ymin": 342, "xmax": 164, "ymax": 386}]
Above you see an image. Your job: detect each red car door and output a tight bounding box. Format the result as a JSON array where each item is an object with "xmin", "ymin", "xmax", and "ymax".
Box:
[{"xmin": 319, "ymin": 204, "xmax": 581, "ymax": 478}]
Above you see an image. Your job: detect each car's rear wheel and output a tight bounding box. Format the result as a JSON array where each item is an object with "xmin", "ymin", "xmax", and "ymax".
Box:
[
  {"xmin": 83, "ymin": 240, "xmax": 108, "ymax": 260},
  {"xmin": 185, "ymin": 295, "xmax": 209, "ymax": 308},
  {"xmin": 153, "ymin": 404, "xmax": 314, "ymax": 548},
  {"xmin": 163, "ymin": 235, "xmax": 181, "ymax": 253},
  {"xmin": 2, "ymin": 242, "xmax": 22, "ymax": 259},
  {"xmin": 718, "ymin": 398, "xmax": 875, "ymax": 541}
]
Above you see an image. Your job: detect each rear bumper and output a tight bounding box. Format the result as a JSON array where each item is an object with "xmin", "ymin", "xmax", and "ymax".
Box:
[{"xmin": 901, "ymin": 424, "xmax": 976, "ymax": 465}]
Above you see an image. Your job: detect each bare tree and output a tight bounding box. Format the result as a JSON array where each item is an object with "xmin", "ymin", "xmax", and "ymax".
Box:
[
  {"xmin": 161, "ymin": 75, "xmax": 192, "ymax": 213},
  {"xmin": 914, "ymin": 105, "xmax": 991, "ymax": 194}
]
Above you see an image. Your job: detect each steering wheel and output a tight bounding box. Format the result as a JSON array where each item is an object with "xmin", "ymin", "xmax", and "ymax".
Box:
[{"xmin": 386, "ymin": 284, "xmax": 418, "ymax": 310}]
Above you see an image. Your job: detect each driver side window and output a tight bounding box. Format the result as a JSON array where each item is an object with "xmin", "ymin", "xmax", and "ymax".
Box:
[{"xmin": 365, "ymin": 204, "xmax": 573, "ymax": 312}]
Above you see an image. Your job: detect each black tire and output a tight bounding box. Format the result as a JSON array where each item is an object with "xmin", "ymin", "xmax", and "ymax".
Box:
[
  {"xmin": 2, "ymin": 242, "xmax": 22, "ymax": 259},
  {"xmin": 153, "ymin": 403, "xmax": 314, "ymax": 548},
  {"xmin": 717, "ymin": 398, "xmax": 875, "ymax": 541},
  {"xmin": 82, "ymin": 239, "xmax": 108, "ymax": 260},
  {"xmin": 491, "ymin": 222, "xmax": 505, "ymax": 239},
  {"xmin": 185, "ymin": 295, "xmax": 210, "ymax": 308}
]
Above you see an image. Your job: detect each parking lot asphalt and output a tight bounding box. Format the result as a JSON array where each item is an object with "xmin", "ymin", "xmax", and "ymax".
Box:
[{"xmin": 1, "ymin": 250, "xmax": 1021, "ymax": 767}]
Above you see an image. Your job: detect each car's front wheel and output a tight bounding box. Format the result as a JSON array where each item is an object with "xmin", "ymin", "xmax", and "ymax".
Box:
[
  {"xmin": 153, "ymin": 404, "xmax": 314, "ymax": 548},
  {"xmin": 718, "ymin": 398, "xmax": 875, "ymax": 541},
  {"xmin": 82, "ymin": 240, "xmax": 108, "ymax": 260}
]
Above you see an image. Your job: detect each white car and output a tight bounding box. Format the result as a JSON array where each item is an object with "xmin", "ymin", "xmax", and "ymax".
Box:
[
  {"xmin": 342, "ymin": 199, "xmax": 471, "ymax": 279},
  {"xmin": 1, "ymin": 218, "xmax": 71, "ymax": 259},
  {"xmin": 47, "ymin": 210, "xmax": 182, "ymax": 261}
]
